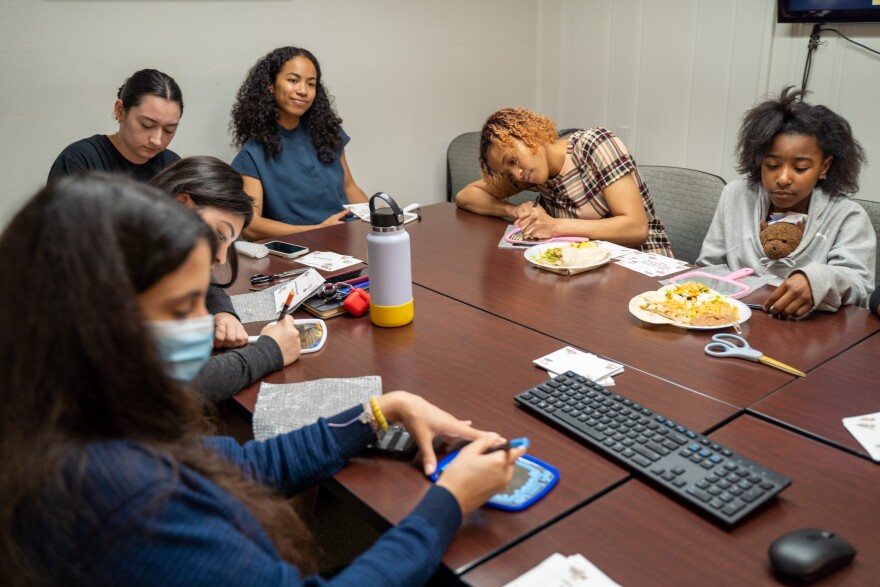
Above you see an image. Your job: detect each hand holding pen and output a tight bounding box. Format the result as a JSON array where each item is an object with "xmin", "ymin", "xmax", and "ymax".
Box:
[
  {"xmin": 278, "ymin": 290, "xmax": 296, "ymax": 321},
  {"xmin": 243, "ymin": 291, "xmax": 301, "ymax": 365},
  {"xmin": 515, "ymin": 197, "xmax": 556, "ymax": 240},
  {"xmin": 436, "ymin": 433, "xmax": 528, "ymax": 514}
]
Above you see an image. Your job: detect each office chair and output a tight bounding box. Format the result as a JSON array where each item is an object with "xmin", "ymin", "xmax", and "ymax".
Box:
[
  {"xmin": 446, "ymin": 131, "xmax": 481, "ymax": 203},
  {"xmin": 638, "ymin": 165, "xmax": 727, "ymax": 264},
  {"xmin": 853, "ymin": 198, "xmax": 880, "ymax": 286},
  {"xmin": 446, "ymin": 129, "xmax": 579, "ymax": 204}
]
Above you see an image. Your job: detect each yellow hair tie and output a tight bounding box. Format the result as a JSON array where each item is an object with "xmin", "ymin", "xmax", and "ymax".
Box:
[{"xmin": 370, "ymin": 396, "xmax": 390, "ymax": 433}]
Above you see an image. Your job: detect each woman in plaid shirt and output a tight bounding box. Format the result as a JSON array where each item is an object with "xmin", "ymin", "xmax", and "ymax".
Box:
[{"xmin": 455, "ymin": 108, "xmax": 672, "ymax": 257}]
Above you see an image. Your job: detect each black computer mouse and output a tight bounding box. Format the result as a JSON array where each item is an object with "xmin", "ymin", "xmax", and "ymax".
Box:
[{"xmin": 768, "ymin": 528, "xmax": 856, "ymax": 584}]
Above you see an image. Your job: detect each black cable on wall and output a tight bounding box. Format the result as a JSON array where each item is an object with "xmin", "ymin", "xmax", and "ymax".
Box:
[{"xmin": 801, "ymin": 24, "xmax": 880, "ymax": 92}]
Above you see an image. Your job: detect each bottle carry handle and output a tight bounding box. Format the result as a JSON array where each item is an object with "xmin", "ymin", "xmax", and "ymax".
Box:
[{"xmin": 369, "ymin": 192, "xmax": 404, "ymax": 226}]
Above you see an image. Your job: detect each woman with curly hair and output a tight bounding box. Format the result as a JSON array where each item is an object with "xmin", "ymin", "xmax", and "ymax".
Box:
[
  {"xmin": 698, "ymin": 87, "xmax": 874, "ymax": 317},
  {"xmin": 455, "ymin": 108, "xmax": 672, "ymax": 256},
  {"xmin": 49, "ymin": 69, "xmax": 183, "ymax": 182},
  {"xmin": 230, "ymin": 47, "xmax": 368, "ymax": 239}
]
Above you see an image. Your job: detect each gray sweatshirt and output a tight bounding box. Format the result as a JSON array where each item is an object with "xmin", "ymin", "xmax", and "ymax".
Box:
[{"xmin": 697, "ymin": 179, "xmax": 875, "ymax": 311}]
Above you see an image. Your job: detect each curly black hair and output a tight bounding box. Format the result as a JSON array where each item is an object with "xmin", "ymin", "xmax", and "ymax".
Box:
[
  {"xmin": 736, "ymin": 86, "xmax": 865, "ymax": 197},
  {"xmin": 230, "ymin": 47, "xmax": 342, "ymax": 165}
]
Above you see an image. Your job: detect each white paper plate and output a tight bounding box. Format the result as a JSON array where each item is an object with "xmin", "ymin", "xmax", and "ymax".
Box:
[
  {"xmin": 524, "ymin": 242, "xmax": 612, "ymax": 272},
  {"xmin": 628, "ymin": 289, "xmax": 752, "ymax": 330}
]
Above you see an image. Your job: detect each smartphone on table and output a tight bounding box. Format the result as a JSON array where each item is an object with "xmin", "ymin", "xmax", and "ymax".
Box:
[{"xmin": 264, "ymin": 241, "xmax": 309, "ymax": 259}]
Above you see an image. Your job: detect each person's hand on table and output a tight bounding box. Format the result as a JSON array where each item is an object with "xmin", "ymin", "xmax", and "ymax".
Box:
[
  {"xmin": 764, "ymin": 272, "xmax": 814, "ymax": 319},
  {"xmin": 260, "ymin": 316, "xmax": 302, "ymax": 365},
  {"xmin": 319, "ymin": 209, "xmax": 350, "ymax": 228},
  {"xmin": 214, "ymin": 312, "xmax": 249, "ymax": 348},
  {"xmin": 375, "ymin": 392, "xmax": 525, "ymax": 515},
  {"xmin": 514, "ymin": 204, "xmax": 558, "ymax": 240}
]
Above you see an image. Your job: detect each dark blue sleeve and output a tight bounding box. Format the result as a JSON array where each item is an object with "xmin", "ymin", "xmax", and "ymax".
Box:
[
  {"xmin": 86, "ymin": 470, "xmax": 460, "ymax": 587},
  {"xmin": 339, "ymin": 127, "xmax": 351, "ymax": 150},
  {"xmin": 204, "ymin": 407, "xmax": 376, "ymax": 495},
  {"xmin": 68, "ymin": 419, "xmax": 461, "ymax": 587},
  {"xmin": 232, "ymin": 142, "xmax": 262, "ymax": 179}
]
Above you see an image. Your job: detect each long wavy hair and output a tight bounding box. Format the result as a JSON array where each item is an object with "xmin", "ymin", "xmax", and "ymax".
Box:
[
  {"xmin": 230, "ymin": 46, "xmax": 343, "ymax": 164},
  {"xmin": 736, "ymin": 86, "xmax": 865, "ymax": 197},
  {"xmin": 150, "ymin": 156, "xmax": 254, "ymax": 287},
  {"xmin": 0, "ymin": 174, "xmax": 315, "ymax": 586}
]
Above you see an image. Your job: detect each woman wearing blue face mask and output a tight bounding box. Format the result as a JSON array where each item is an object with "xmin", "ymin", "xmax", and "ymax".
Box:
[{"xmin": 0, "ymin": 173, "xmax": 524, "ymax": 586}]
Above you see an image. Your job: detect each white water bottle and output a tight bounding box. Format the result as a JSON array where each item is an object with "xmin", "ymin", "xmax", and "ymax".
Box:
[{"xmin": 367, "ymin": 192, "xmax": 414, "ymax": 327}]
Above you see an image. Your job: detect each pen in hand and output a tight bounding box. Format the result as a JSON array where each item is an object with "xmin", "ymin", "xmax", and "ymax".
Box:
[
  {"xmin": 278, "ymin": 290, "xmax": 295, "ymax": 321},
  {"xmin": 483, "ymin": 437, "xmax": 530, "ymax": 454}
]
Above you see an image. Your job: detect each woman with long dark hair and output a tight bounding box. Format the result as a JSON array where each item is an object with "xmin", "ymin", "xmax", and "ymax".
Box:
[
  {"xmin": 0, "ymin": 173, "xmax": 522, "ymax": 586},
  {"xmin": 48, "ymin": 69, "xmax": 183, "ymax": 181},
  {"xmin": 151, "ymin": 156, "xmax": 302, "ymax": 402},
  {"xmin": 230, "ymin": 47, "xmax": 368, "ymax": 239}
]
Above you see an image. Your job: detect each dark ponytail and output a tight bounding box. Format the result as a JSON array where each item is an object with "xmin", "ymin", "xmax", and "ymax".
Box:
[{"xmin": 118, "ymin": 68, "xmax": 184, "ymax": 115}]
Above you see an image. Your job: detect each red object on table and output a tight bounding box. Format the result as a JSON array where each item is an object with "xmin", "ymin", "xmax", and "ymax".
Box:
[{"xmin": 344, "ymin": 288, "xmax": 371, "ymax": 317}]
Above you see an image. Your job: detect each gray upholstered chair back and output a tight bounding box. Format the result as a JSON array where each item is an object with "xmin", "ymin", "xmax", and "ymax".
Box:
[
  {"xmin": 639, "ymin": 166, "xmax": 726, "ymax": 264},
  {"xmin": 446, "ymin": 129, "xmax": 580, "ymax": 203},
  {"xmin": 446, "ymin": 132, "xmax": 481, "ymax": 202},
  {"xmin": 853, "ymin": 198, "xmax": 880, "ymax": 286}
]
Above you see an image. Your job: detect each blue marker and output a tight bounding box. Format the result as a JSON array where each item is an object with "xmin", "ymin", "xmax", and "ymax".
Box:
[{"xmin": 484, "ymin": 437, "xmax": 530, "ymax": 454}]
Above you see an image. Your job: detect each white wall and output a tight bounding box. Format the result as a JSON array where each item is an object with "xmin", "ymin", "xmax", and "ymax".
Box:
[
  {"xmin": 538, "ymin": 0, "xmax": 880, "ymax": 203},
  {"xmin": 2, "ymin": 0, "xmax": 879, "ymax": 228},
  {"xmin": 0, "ymin": 0, "xmax": 538, "ymax": 223}
]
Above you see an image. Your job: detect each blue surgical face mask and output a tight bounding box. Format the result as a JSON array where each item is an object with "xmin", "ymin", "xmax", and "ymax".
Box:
[{"xmin": 146, "ymin": 314, "xmax": 215, "ymax": 382}]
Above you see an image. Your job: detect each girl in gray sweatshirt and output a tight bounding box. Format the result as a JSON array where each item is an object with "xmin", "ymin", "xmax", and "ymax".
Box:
[{"xmin": 698, "ymin": 87, "xmax": 874, "ymax": 318}]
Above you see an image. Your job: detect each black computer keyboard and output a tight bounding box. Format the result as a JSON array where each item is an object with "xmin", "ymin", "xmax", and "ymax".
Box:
[{"xmin": 515, "ymin": 371, "xmax": 791, "ymax": 525}]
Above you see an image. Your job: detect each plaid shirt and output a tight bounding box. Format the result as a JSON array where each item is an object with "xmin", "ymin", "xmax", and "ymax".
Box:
[{"xmin": 536, "ymin": 128, "xmax": 673, "ymax": 257}]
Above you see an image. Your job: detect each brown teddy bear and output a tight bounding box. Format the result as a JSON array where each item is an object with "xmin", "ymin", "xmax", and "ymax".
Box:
[{"xmin": 759, "ymin": 221, "xmax": 805, "ymax": 260}]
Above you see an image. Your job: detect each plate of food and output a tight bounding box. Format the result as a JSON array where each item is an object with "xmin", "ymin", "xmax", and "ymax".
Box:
[
  {"xmin": 628, "ymin": 281, "xmax": 751, "ymax": 330},
  {"xmin": 524, "ymin": 241, "xmax": 612, "ymax": 275}
]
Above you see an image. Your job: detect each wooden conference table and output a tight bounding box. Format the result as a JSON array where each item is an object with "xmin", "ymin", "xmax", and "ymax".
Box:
[
  {"xmin": 227, "ymin": 203, "xmax": 879, "ymax": 584},
  {"xmin": 296, "ymin": 204, "xmax": 880, "ymax": 409}
]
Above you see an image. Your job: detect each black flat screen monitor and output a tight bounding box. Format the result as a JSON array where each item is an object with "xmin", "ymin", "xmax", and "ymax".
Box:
[{"xmin": 778, "ymin": 0, "xmax": 880, "ymax": 23}]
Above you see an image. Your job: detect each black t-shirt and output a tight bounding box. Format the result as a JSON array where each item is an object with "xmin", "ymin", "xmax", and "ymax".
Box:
[{"xmin": 47, "ymin": 134, "xmax": 180, "ymax": 182}]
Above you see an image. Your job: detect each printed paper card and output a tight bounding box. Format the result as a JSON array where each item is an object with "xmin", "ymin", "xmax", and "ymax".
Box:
[
  {"xmin": 272, "ymin": 268, "xmax": 325, "ymax": 312},
  {"xmin": 344, "ymin": 203, "xmax": 420, "ymax": 224},
  {"xmin": 842, "ymin": 412, "xmax": 880, "ymax": 461},
  {"xmin": 534, "ymin": 346, "xmax": 624, "ymax": 382},
  {"xmin": 296, "ymin": 251, "xmax": 363, "ymax": 272},
  {"xmin": 613, "ymin": 250, "xmax": 689, "ymax": 277},
  {"xmin": 503, "ymin": 552, "xmax": 621, "ymax": 587}
]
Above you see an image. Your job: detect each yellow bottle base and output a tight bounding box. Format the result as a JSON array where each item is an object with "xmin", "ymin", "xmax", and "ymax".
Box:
[{"xmin": 370, "ymin": 299, "xmax": 414, "ymax": 327}]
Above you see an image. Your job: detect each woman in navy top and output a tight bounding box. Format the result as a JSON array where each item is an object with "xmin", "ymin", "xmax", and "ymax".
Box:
[
  {"xmin": 231, "ymin": 47, "xmax": 369, "ymax": 240},
  {"xmin": 0, "ymin": 173, "xmax": 524, "ymax": 586},
  {"xmin": 48, "ymin": 69, "xmax": 183, "ymax": 182}
]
